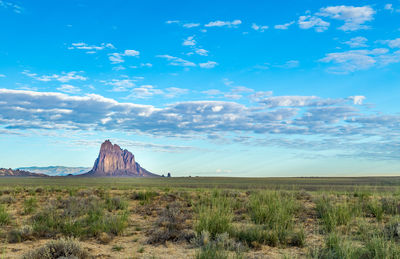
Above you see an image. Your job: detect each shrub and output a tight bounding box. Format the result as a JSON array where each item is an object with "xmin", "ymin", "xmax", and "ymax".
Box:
[
  {"xmin": 195, "ymin": 244, "xmax": 229, "ymax": 259},
  {"xmin": 248, "ymin": 191, "xmax": 299, "ymax": 244},
  {"xmin": 22, "ymin": 238, "xmax": 90, "ymax": 259},
  {"xmin": 366, "ymin": 199, "xmax": 384, "ymax": 221},
  {"xmin": 230, "ymin": 225, "xmax": 270, "ymax": 247},
  {"xmin": 147, "ymin": 202, "xmax": 194, "ymax": 244},
  {"xmin": 381, "ymin": 197, "xmax": 399, "ymax": 215},
  {"xmin": 193, "ymin": 232, "xmax": 244, "ymax": 259},
  {"xmin": 384, "ymin": 216, "xmax": 400, "ymax": 240},
  {"xmin": 195, "ymin": 204, "xmax": 232, "ymax": 238},
  {"xmin": 315, "ymin": 196, "xmax": 355, "ymax": 232},
  {"xmin": 0, "ymin": 205, "xmax": 10, "ymax": 225},
  {"xmin": 31, "ymin": 197, "xmax": 128, "ymax": 239},
  {"xmin": 105, "ymin": 196, "xmax": 127, "ymax": 211},
  {"xmin": 131, "ymin": 190, "xmax": 158, "ymax": 204},
  {"xmin": 289, "ymin": 227, "xmax": 305, "ymax": 247},
  {"xmin": 7, "ymin": 226, "xmax": 33, "ymax": 243},
  {"xmin": 309, "ymin": 232, "xmax": 364, "ymax": 259},
  {"xmin": 23, "ymin": 197, "xmax": 38, "ymax": 215},
  {"xmin": 0, "ymin": 195, "xmax": 15, "ymax": 205},
  {"xmin": 364, "ymin": 235, "xmax": 400, "ymax": 258}
]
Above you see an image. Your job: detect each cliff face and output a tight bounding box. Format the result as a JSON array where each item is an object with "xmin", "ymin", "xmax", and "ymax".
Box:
[{"xmin": 83, "ymin": 140, "xmax": 158, "ymax": 177}]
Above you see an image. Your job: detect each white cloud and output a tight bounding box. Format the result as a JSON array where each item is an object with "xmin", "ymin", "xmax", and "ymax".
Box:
[
  {"xmin": 129, "ymin": 85, "xmax": 163, "ymax": 99},
  {"xmin": 319, "ymin": 48, "xmax": 400, "ymax": 73},
  {"xmin": 349, "ymin": 96, "xmax": 366, "ymax": 105},
  {"xmin": 68, "ymin": 42, "xmax": 115, "ymax": 53},
  {"xmin": 260, "ymin": 96, "xmax": 320, "ymax": 107},
  {"xmin": 251, "ymin": 23, "xmax": 268, "ymax": 32},
  {"xmin": 157, "ymin": 55, "xmax": 196, "ymax": 67},
  {"xmin": 274, "ymin": 21, "xmax": 295, "ymax": 30},
  {"xmin": 108, "ymin": 49, "xmax": 140, "ymax": 64},
  {"xmin": 249, "ymin": 91, "xmax": 273, "ymax": 102},
  {"xmin": 2, "ymin": 88, "xmax": 400, "ymax": 160},
  {"xmin": 204, "ymin": 20, "xmax": 242, "ymax": 28},
  {"xmin": 380, "ymin": 38, "xmax": 400, "ymax": 48},
  {"xmin": 109, "ymin": 53, "xmax": 124, "ymax": 64},
  {"xmin": 277, "ymin": 60, "xmax": 300, "ymax": 68},
  {"xmin": 2, "ymin": 89, "xmax": 399, "ymax": 160},
  {"xmin": 317, "ymin": 5, "xmax": 375, "ymax": 31},
  {"xmin": 183, "ymin": 36, "xmax": 196, "ymax": 46},
  {"xmin": 183, "ymin": 23, "xmax": 200, "ymax": 28},
  {"xmin": 344, "ymin": 36, "xmax": 368, "ymax": 48},
  {"xmin": 199, "ymin": 61, "xmax": 218, "ymax": 68},
  {"xmin": 101, "ymin": 79, "xmax": 136, "ymax": 92},
  {"xmin": 124, "ymin": 49, "xmax": 140, "ymax": 56},
  {"xmin": 22, "ymin": 71, "xmax": 87, "ymax": 83},
  {"xmin": 231, "ymin": 86, "xmax": 254, "ymax": 93},
  {"xmin": 0, "ymin": 74, "xmax": 5, "ymax": 78},
  {"xmin": 0, "ymin": 0, "xmax": 21, "ymax": 13},
  {"xmin": 195, "ymin": 49, "xmax": 208, "ymax": 56},
  {"xmin": 384, "ymin": 3, "xmax": 394, "ymax": 12},
  {"xmin": 57, "ymin": 84, "xmax": 81, "ymax": 94},
  {"xmin": 166, "ymin": 20, "xmax": 179, "ymax": 24},
  {"xmin": 298, "ymin": 15, "xmax": 330, "ymax": 32},
  {"xmin": 223, "ymin": 78, "xmax": 234, "ymax": 86},
  {"xmin": 164, "ymin": 87, "xmax": 189, "ymax": 98},
  {"xmin": 140, "ymin": 63, "xmax": 153, "ymax": 67},
  {"xmin": 202, "ymin": 89, "xmax": 223, "ymax": 96}
]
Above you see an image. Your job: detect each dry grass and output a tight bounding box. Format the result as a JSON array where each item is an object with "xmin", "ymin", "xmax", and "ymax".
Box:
[{"xmin": 0, "ymin": 178, "xmax": 400, "ymax": 258}]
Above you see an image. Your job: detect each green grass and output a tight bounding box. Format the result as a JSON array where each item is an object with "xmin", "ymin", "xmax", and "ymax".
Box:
[
  {"xmin": 1, "ymin": 176, "xmax": 400, "ymax": 191},
  {"xmin": 195, "ymin": 192, "xmax": 234, "ymax": 238},
  {"xmin": 315, "ymin": 196, "xmax": 357, "ymax": 232},
  {"xmin": 2, "ymin": 177, "xmax": 400, "ymax": 258},
  {"xmin": 30, "ymin": 195, "xmax": 128, "ymax": 239},
  {"xmin": 23, "ymin": 197, "xmax": 38, "ymax": 215},
  {"xmin": 0, "ymin": 205, "xmax": 10, "ymax": 225}
]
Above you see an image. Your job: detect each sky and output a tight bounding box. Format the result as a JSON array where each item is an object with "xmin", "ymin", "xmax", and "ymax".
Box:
[{"xmin": 0, "ymin": 0, "xmax": 400, "ymax": 177}]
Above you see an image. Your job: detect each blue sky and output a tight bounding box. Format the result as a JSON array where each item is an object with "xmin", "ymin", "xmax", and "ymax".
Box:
[{"xmin": 1, "ymin": 0, "xmax": 400, "ymax": 176}]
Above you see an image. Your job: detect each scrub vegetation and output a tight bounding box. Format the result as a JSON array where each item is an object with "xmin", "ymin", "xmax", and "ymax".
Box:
[{"xmin": 1, "ymin": 177, "xmax": 400, "ymax": 258}]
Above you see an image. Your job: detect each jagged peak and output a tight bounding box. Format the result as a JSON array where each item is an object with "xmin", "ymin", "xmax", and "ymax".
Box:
[{"xmin": 83, "ymin": 140, "xmax": 158, "ymax": 177}]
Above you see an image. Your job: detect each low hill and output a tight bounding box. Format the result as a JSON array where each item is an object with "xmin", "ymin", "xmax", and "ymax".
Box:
[
  {"xmin": 0, "ymin": 168, "xmax": 48, "ymax": 177},
  {"xmin": 17, "ymin": 166, "xmax": 91, "ymax": 176}
]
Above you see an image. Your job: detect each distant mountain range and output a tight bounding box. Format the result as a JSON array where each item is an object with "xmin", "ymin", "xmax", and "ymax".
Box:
[
  {"xmin": 17, "ymin": 166, "xmax": 91, "ymax": 176},
  {"xmin": 0, "ymin": 168, "xmax": 48, "ymax": 177}
]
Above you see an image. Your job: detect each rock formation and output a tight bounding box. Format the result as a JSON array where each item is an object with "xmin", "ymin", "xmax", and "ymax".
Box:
[
  {"xmin": 0, "ymin": 168, "xmax": 48, "ymax": 177},
  {"xmin": 82, "ymin": 140, "xmax": 158, "ymax": 177}
]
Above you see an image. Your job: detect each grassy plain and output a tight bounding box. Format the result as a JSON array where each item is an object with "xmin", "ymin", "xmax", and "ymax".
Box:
[{"xmin": 1, "ymin": 176, "xmax": 400, "ymax": 258}]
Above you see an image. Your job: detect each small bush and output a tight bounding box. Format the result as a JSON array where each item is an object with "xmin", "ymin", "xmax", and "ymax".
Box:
[
  {"xmin": 195, "ymin": 204, "xmax": 232, "ymax": 238},
  {"xmin": 22, "ymin": 238, "xmax": 90, "ymax": 259},
  {"xmin": 289, "ymin": 227, "xmax": 305, "ymax": 247},
  {"xmin": 384, "ymin": 216, "xmax": 400, "ymax": 240},
  {"xmin": 315, "ymin": 196, "xmax": 355, "ymax": 232},
  {"xmin": 366, "ymin": 199, "xmax": 384, "ymax": 221},
  {"xmin": 148, "ymin": 202, "xmax": 194, "ymax": 244},
  {"xmin": 195, "ymin": 244, "xmax": 229, "ymax": 259},
  {"xmin": 7, "ymin": 226, "xmax": 33, "ymax": 243},
  {"xmin": 23, "ymin": 197, "xmax": 38, "ymax": 215},
  {"xmin": 364, "ymin": 235, "xmax": 400, "ymax": 258},
  {"xmin": 0, "ymin": 195, "xmax": 15, "ymax": 205},
  {"xmin": 381, "ymin": 197, "xmax": 399, "ymax": 215},
  {"xmin": 131, "ymin": 190, "xmax": 158, "ymax": 204},
  {"xmin": 0, "ymin": 205, "xmax": 10, "ymax": 225},
  {"xmin": 105, "ymin": 196, "xmax": 127, "ymax": 211},
  {"xmin": 310, "ymin": 232, "xmax": 364, "ymax": 259}
]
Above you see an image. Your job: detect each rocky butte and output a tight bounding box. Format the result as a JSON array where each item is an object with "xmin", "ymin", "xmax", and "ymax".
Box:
[{"xmin": 82, "ymin": 140, "xmax": 159, "ymax": 177}]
